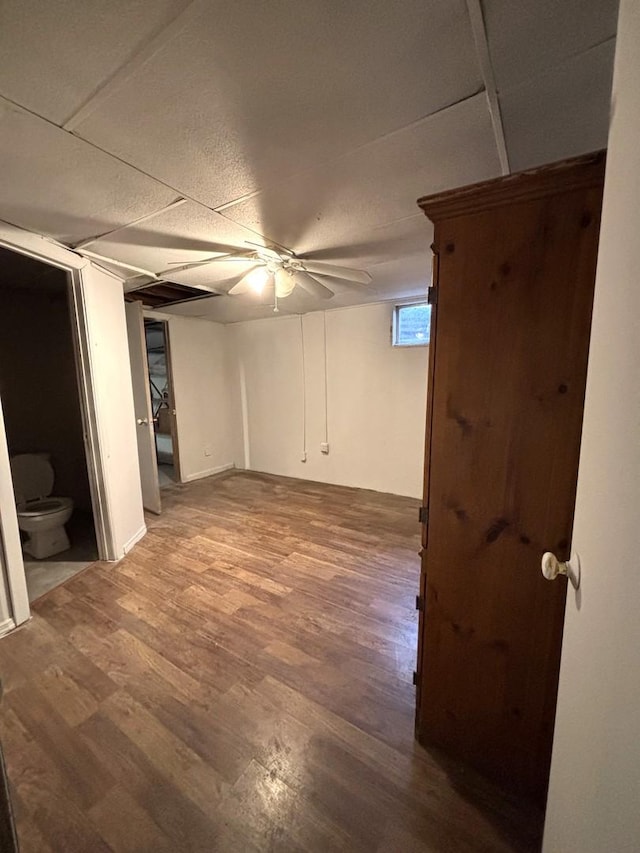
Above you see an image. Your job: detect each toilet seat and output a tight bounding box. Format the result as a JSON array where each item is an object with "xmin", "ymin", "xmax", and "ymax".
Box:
[{"xmin": 18, "ymin": 497, "xmax": 73, "ymax": 517}]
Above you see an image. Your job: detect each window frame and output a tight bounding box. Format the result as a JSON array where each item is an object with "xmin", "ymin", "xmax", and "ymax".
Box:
[{"xmin": 392, "ymin": 301, "xmax": 431, "ymax": 348}]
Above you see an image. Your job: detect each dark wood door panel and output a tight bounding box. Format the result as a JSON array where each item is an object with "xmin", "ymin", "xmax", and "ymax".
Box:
[{"xmin": 416, "ymin": 154, "xmax": 605, "ymax": 802}]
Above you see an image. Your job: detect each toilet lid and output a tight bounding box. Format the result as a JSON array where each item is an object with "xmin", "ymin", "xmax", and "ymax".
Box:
[{"xmin": 10, "ymin": 454, "xmax": 54, "ymax": 503}]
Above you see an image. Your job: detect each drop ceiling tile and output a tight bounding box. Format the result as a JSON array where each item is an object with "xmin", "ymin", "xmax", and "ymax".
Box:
[
  {"xmin": 219, "ymin": 93, "xmax": 501, "ymax": 252},
  {"xmin": 74, "ymin": 0, "xmax": 482, "ymax": 208},
  {"xmin": 483, "ymin": 0, "xmax": 618, "ymax": 93},
  {"xmin": 0, "ymin": 0, "xmax": 190, "ymax": 123},
  {"xmin": 88, "ymin": 200, "xmax": 269, "ymax": 277},
  {"xmin": 0, "ymin": 100, "xmax": 176, "ymax": 244},
  {"xmin": 500, "ymin": 41, "xmax": 615, "ymax": 172}
]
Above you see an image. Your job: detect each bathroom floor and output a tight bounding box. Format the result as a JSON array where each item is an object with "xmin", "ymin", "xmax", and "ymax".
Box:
[
  {"xmin": 158, "ymin": 462, "xmax": 177, "ymax": 488},
  {"xmin": 23, "ymin": 510, "xmax": 98, "ymax": 602}
]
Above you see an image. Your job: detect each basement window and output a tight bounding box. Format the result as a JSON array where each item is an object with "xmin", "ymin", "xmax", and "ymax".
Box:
[{"xmin": 393, "ymin": 302, "xmax": 431, "ymax": 347}]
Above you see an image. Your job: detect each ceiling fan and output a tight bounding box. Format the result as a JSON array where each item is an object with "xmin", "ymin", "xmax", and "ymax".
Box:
[
  {"xmin": 175, "ymin": 243, "xmax": 372, "ymax": 300},
  {"xmin": 77, "ymin": 242, "xmax": 372, "ymax": 308}
]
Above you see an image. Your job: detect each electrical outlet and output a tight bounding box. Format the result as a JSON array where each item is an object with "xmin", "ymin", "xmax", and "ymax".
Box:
[
  {"xmin": 300, "ymin": 451, "xmax": 307, "ymax": 463},
  {"xmin": 320, "ymin": 442, "xmax": 329, "ymax": 454},
  {"xmin": 204, "ymin": 446, "xmax": 212, "ymax": 457}
]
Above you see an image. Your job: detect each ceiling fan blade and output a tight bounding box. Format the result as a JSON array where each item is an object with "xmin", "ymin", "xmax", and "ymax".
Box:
[
  {"xmin": 228, "ymin": 279, "xmax": 251, "ymax": 295},
  {"xmin": 76, "ymin": 249, "xmax": 158, "ymax": 279},
  {"xmin": 274, "ymin": 268, "xmax": 295, "ymax": 297},
  {"xmin": 228, "ymin": 265, "xmax": 274, "ymax": 296},
  {"xmin": 291, "ymin": 270, "xmax": 334, "ymax": 299},
  {"xmin": 299, "ymin": 260, "xmax": 371, "ymax": 284},
  {"xmin": 165, "ymin": 251, "xmax": 256, "ymax": 268},
  {"xmin": 245, "ymin": 240, "xmax": 293, "ymax": 259}
]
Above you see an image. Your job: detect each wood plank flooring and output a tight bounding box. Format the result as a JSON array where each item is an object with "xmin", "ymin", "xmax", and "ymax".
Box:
[{"xmin": 0, "ymin": 471, "xmax": 543, "ymax": 852}]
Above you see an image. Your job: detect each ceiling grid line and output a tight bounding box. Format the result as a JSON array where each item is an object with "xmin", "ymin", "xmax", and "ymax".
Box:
[
  {"xmin": 61, "ymin": 0, "xmax": 209, "ymax": 131},
  {"xmin": 466, "ymin": 0, "xmax": 510, "ymax": 175},
  {"xmin": 0, "ymin": 92, "xmax": 275, "ymax": 251},
  {"xmin": 499, "ymin": 35, "xmax": 617, "ymax": 98},
  {"xmin": 72, "ymin": 197, "xmax": 188, "ymax": 249}
]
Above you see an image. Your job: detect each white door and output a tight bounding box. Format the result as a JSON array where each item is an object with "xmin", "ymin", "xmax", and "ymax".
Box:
[{"xmin": 125, "ymin": 301, "xmax": 161, "ymax": 514}]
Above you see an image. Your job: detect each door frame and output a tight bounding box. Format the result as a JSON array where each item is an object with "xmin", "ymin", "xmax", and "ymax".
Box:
[
  {"xmin": 0, "ymin": 222, "xmax": 114, "ymax": 628},
  {"xmin": 145, "ymin": 316, "xmax": 183, "ymax": 485}
]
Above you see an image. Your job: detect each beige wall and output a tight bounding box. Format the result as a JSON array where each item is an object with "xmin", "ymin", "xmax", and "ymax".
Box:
[
  {"xmin": 227, "ymin": 302, "xmax": 428, "ymax": 498},
  {"xmin": 544, "ymin": 1, "xmax": 640, "ymax": 848}
]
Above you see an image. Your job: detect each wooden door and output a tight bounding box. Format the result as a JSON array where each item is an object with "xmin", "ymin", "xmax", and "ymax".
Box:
[
  {"xmin": 125, "ymin": 301, "xmax": 161, "ymax": 514},
  {"xmin": 415, "ymin": 153, "xmax": 605, "ymax": 803}
]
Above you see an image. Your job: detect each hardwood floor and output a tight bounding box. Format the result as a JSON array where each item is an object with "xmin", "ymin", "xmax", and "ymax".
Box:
[{"xmin": 0, "ymin": 471, "xmax": 543, "ymax": 852}]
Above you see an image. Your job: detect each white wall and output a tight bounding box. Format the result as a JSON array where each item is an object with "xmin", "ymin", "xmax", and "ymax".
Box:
[
  {"xmin": 544, "ymin": 1, "xmax": 640, "ymax": 849},
  {"xmin": 82, "ymin": 264, "xmax": 146, "ymax": 556},
  {"xmin": 227, "ymin": 302, "xmax": 428, "ymax": 498},
  {"xmin": 145, "ymin": 311, "xmax": 235, "ymax": 482}
]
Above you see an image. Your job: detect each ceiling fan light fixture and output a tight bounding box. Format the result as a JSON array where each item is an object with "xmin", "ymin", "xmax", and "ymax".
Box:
[
  {"xmin": 242, "ymin": 266, "xmax": 271, "ymax": 294},
  {"xmin": 274, "ymin": 267, "xmax": 296, "ymax": 297}
]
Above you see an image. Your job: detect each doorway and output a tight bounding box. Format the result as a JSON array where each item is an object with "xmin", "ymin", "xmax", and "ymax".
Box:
[
  {"xmin": 126, "ymin": 301, "xmax": 182, "ymax": 515},
  {"xmin": 0, "ymin": 247, "xmax": 99, "ymax": 602},
  {"xmin": 144, "ymin": 319, "xmax": 181, "ymax": 489}
]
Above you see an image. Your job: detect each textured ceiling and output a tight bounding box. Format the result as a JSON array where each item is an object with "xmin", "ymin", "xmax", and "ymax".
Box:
[{"xmin": 0, "ymin": 0, "xmax": 619, "ymax": 323}]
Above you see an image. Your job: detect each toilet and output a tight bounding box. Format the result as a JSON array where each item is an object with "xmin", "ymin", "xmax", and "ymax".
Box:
[{"xmin": 10, "ymin": 454, "xmax": 74, "ymax": 559}]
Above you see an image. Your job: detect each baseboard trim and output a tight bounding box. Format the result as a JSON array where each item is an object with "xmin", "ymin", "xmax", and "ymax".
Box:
[
  {"xmin": 122, "ymin": 524, "xmax": 147, "ymax": 556},
  {"xmin": 0, "ymin": 618, "xmax": 17, "ymax": 638},
  {"xmin": 181, "ymin": 463, "xmax": 235, "ymax": 483}
]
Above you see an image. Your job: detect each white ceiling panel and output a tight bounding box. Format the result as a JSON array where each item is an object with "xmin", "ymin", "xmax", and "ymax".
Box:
[
  {"xmin": 500, "ymin": 41, "xmax": 615, "ymax": 172},
  {"xmin": 0, "ymin": 0, "xmax": 190, "ymax": 124},
  {"xmin": 219, "ymin": 93, "xmax": 501, "ymax": 252},
  {"xmin": 483, "ymin": 0, "xmax": 618, "ymax": 93},
  {"xmin": 74, "ymin": 0, "xmax": 482, "ymax": 208},
  {"xmin": 0, "ymin": 100, "xmax": 176, "ymax": 244},
  {"xmin": 87, "ymin": 200, "xmax": 270, "ymax": 276}
]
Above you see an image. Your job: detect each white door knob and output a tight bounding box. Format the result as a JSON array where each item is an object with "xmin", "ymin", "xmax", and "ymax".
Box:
[
  {"xmin": 541, "ymin": 552, "xmax": 581, "ymax": 590},
  {"xmin": 136, "ymin": 417, "xmax": 149, "ymax": 426}
]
